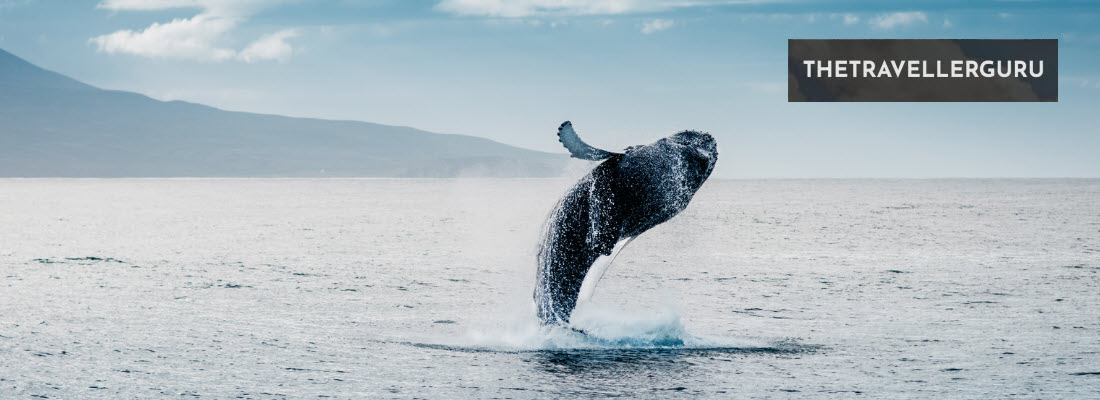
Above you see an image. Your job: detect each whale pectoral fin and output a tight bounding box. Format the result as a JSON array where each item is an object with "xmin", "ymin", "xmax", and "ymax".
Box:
[
  {"xmin": 577, "ymin": 237, "xmax": 635, "ymax": 303},
  {"xmin": 558, "ymin": 121, "xmax": 621, "ymax": 161}
]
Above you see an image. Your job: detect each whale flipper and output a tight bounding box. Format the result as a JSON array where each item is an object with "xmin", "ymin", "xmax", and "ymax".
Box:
[
  {"xmin": 577, "ymin": 237, "xmax": 634, "ymax": 303},
  {"xmin": 558, "ymin": 121, "xmax": 620, "ymax": 161}
]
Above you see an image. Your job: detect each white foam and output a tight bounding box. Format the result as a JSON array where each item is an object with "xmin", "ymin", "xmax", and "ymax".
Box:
[{"xmin": 433, "ymin": 300, "xmax": 763, "ymax": 351}]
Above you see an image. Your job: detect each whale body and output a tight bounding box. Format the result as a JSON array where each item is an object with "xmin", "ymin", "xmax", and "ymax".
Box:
[{"xmin": 534, "ymin": 121, "xmax": 718, "ymax": 325}]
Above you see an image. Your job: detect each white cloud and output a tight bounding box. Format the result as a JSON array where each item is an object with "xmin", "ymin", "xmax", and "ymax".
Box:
[
  {"xmin": 0, "ymin": 0, "xmax": 35, "ymax": 8},
  {"xmin": 826, "ymin": 13, "xmax": 858, "ymax": 25},
  {"xmin": 437, "ymin": 0, "xmax": 637, "ymax": 17},
  {"xmin": 238, "ymin": 29, "xmax": 298, "ymax": 63},
  {"xmin": 96, "ymin": 0, "xmax": 270, "ymax": 15},
  {"xmin": 97, "ymin": 0, "xmax": 201, "ymax": 10},
  {"xmin": 739, "ymin": 13, "xmax": 793, "ymax": 23},
  {"xmin": 435, "ymin": 0, "xmax": 748, "ymax": 18},
  {"xmin": 641, "ymin": 18, "xmax": 674, "ymax": 34},
  {"xmin": 870, "ymin": 11, "xmax": 928, "ymax": 29},
  {"xmin": 90, "ymin": 0, "xmax": 297, "ymax": 62},
  {"xmin": 91, "ymin": 14, "xmax": 239, "ymax": 61}
]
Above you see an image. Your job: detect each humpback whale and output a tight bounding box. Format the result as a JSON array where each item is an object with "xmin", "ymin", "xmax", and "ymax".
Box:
[{"xmin": 534, "ymin": 121, "xmax": 718, "ymax": 325}]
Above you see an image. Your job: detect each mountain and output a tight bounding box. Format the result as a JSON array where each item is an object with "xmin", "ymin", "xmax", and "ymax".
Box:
[{"xmin": 0, "ymin": 49, "xmax": 566, "ymax": 177}]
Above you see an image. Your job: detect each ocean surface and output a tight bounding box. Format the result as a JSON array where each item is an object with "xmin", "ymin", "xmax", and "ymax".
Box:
[{"xmin": 1, "ymin": 178, "xmax": 1098, "ymax": 398}]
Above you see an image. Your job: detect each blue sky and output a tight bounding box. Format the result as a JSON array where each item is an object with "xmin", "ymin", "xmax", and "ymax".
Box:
[{"xmin": 1, "ymin": 0, "xmax": 1098, "ymax": 178}]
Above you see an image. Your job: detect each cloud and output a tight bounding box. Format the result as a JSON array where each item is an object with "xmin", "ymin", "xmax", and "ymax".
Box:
[
  {"xmin": 97, "ymin": 0, "xmax": 201, "ymax": 10},
  {"xmin": 96, "ymin": 0, "xmax": 267, "ymax": 15},
  {"xmin": 826, "ymin": 13, "xmax": 858, "ymax": 25},
  {"xmin": 869, "ymin": 11, "xmax": 928, "ymax": 29},
  {"xmin": 641, "ymin": 18, "xmax": 674, "ymax": 34},
  {"xmin": 437, "ymin": 0, "xmax": 640, "ymax": 17},
  {"xmin": 738, "ymin": 13, "xmax": 793, "ymax": 22},
  {"xmin": 0, "ymin": 0, "xmax": 35, "ymax": 8},
  {"xmin": 435, "ymin": 0, "xmax": 746, "ymax": 18},
  {"xmin": 90, "ymin": 0, "xmax": 297, "ymax": 62},
  {"xmin": 91, "ymin": 14, "xmax": 239, "ymax": 61},
  {"xmin": 238, "ymin": 29, "xmax": 298, "ymax": 62}
]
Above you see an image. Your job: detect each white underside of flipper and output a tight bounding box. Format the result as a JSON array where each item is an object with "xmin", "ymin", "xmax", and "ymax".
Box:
[
  {"xmin": 557, "ymin": 121, "xmax": 618, "ymax": 161},
  {"xmin": 577, "ymin": 237, "xmax": 635, "ymax": 303}
]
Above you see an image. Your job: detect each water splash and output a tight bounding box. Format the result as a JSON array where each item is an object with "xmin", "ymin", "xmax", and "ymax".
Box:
[{"xmin": 404, "ymin": 300, "xmax": 779, "ymax": 353}]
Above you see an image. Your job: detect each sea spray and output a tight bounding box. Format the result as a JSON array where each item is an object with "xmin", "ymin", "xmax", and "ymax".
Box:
[{"xmin": 431, "ymin": 299, "xmax": 764, "ymax": 351}]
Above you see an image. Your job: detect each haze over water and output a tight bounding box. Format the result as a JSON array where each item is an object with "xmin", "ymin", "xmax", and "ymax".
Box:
[{"xmin": 1, "ymin": 178, "xmax": 1098, "ymax": 398}]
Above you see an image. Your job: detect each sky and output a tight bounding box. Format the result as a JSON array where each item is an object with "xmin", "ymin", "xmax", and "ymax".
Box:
[{"xmin": 1, "ymin": 0, "xmax": 1098, "ymax": 178}]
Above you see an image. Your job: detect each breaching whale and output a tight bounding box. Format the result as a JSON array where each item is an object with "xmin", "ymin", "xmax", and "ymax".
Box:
[{"xmin": 534, "ymin": 121, "xmax": 718, "ymax": 325}]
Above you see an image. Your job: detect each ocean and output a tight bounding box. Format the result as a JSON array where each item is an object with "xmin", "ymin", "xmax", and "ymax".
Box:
[{"xmin": 1, "ymin": 178, "xmax": 1097, "ymax": 398}]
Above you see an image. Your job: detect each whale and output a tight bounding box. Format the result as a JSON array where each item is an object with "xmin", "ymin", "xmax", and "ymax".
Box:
[{"xmin": 534, "ymin": 121, "xmax": 718, "ymax": 325}]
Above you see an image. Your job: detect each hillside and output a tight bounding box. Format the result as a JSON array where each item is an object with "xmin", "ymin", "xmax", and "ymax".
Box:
[{"xmin": 0, "ymin": 49, "xmax": 565, "ymax": 177}]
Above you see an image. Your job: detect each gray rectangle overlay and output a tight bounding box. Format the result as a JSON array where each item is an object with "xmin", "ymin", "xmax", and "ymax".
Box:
[{"xmin": 788, "ymin": 39, "xmax": 1057, "ymax": 102}]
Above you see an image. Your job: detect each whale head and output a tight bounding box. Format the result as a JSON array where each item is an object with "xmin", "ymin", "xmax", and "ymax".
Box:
[{"xmin": 667, "ymin": 130, "xmax": 718, "ymax": 181}]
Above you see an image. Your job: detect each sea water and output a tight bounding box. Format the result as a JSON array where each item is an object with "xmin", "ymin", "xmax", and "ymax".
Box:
[{"xmin": 0, "ymin": 178, "xmax": 1097, "ymax": 398}]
